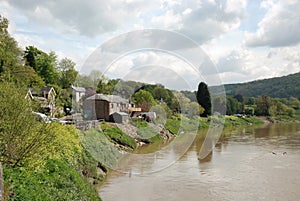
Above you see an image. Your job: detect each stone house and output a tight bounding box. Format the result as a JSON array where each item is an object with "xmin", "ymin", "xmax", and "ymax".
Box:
[{"xmin": 83, "ymin": 94, "xmax": 129, "ymax": 122}]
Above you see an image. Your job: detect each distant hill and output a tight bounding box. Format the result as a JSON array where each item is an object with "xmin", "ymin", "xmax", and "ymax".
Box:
[{"xmin": 210, "ymin": 72, "xmax": 300, "ymax": 99}]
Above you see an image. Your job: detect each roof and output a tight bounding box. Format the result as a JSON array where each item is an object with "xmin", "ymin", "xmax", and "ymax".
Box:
[
  {"xmin": 86, "ymin": 94, "xmax": 129, "ymax": 104},
  {"xmin": 40, "ymin": 87, "xmax": 56, "ymax": 95},
  {"xmin": 71, "ymin": 85, "xmax": 86, "ymax": 92},
  {"xmin": 112, "ymin": 112, "xmax": 129, "ymax": 116}
]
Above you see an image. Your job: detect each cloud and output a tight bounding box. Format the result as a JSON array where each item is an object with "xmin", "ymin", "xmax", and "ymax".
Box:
[
  {"xmin": 176, "ymin": 0, "xmax": 247, "ymax": 43},
  {"xmin": 245, "ymin": 0, "xmax": 300, "ymax": 47},
  {"xmin": 5, "ymin": 0, "xmax": 247, "ymax": 44},
  {"xmin": 6, "ymin": 0, "xmax": 160, "ymax": 37}
]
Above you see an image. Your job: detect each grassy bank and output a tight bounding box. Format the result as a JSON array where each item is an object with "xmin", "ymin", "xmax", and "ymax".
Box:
[
  {"xmin": 267, "ymin": 109, "xmax": 300, "ymax": 122},
  {"xmin": 3, "ymin": 123, "xmax": 104, "ymax": 201},
  {"xmin": 164, "ymin": 115, "xmax": 264, "ymax": 134},
  {"xmin": 4, "ymin": 159, "xmax": 101, "ymax": 201}
]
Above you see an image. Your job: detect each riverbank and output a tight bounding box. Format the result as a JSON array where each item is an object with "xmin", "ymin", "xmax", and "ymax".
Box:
[{"xmin": 0, "ymin": 115, "xmax": 266, "ymax": 200}]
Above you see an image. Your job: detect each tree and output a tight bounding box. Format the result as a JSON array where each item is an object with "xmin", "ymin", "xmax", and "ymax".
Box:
[
  {"xmin": 255, "ymin": 95, "xmax": 273, "ymax": 116},
  {"xmin": 24, "ymin": 46, "xmax": 44, "ymax": 71},
  {"xmin": 196, "ymin": 82, "xmax": 211, "ymax": 117},
  {"xmin": 96, "ymin": 78, "xmax": 119, "ymax": 95},
  {"xmin": 0, "ymin": 82, "xmax": 56, "ymax": 167},
  {"xmin": 35, "ymin": 51, "xmax": 59, "ymax": 84},
  {"xmin": 174, "ymin": 92, "xmax": 191, "ymax": 114},
  {"xmin": 0, "ymin": 15, "xmax": 22, "ymax": 74},
  {"xmin": 11, "ymin": 65, "xmax": 45, "ymax": 88},
  {"xmin": 58, "ymin": 58, "xmax": 78, "ymax": 88},
  {"xmin": 132, "ymin": 90, "xmax": 156, "ymax": 112}
]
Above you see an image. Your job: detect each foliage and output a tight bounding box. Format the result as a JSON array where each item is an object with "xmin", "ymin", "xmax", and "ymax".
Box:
[
  {"xmin": 226, "ymin": 96, "xmax": 242, "ymax": 115},
  {"xmin": 131, "ymin": 121, "xmax": 162, "ymax": 143},
  {"xmin": 79, "ymin": 128, "xmax": 121, "ymax": 169},
  {"xmin": 0, "ymin": 82, "xmax": 55, "ymax": 167},
  {"xmin": 197, "ymin": 82, "xmax": 211, "ymax": 117},
  {"xmin": 47, "ymin": 123, "xmax": 82, "ymax": 166},
  {"xmin": 213, "ymin": 72, "xmax": 300, "ymax": 99},
  {"xmin": 97, "ymin": 78, "xmax": 119, "ymax": 95},
  {"xmin": 165, "ymin": 115, "xmax": 199, "ymax": 134},
  {"xmin": 136, "ymin": 126, "xmax": 162, "ymax": 143},
  {"xmin": 58, "ymin": 58, "xmax": 78, "ymax": 88},
  {"xmin": 11, "ymin": 65, "xmax": 45, "ymax": 88},
  {"xmin": 224, "ymin": 116, "xmax": 264, "ymax": 127},
  {"xmin": 132, "ymin": 89, "xmax": 156, "ymax": 112},
  {"xmin": 0, "ymin": 15, "xmax": 22, "ymax": 74},
  {"xmin": 3, "ymin": 159, "xmax": 101, "ymax": 201},
  {"xmin": 101, "ymin": 124, "xmax": 137, "ymax": 149}
]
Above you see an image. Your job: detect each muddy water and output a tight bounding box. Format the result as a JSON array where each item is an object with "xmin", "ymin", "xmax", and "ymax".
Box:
[{"xmin": 99, "ymin": 123, "xmax": 300, "ymax": 201}]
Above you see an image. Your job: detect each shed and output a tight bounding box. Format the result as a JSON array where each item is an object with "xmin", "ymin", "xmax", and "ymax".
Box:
[{"xmin": 110, "ymin": 112, "xmax": 129, "ymax": 123}]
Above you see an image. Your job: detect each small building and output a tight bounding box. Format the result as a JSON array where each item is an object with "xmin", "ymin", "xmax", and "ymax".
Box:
[
  {"xmin": 71, "ymin": 85, "xmax": 86, "ymax": 103},
  {"xmin": 83, "ymin": 94, "xmax": 129, "ymax": 121},
  {"xmin": 110, "ymin": 112, "xmax": 129, "ymax": 123}
]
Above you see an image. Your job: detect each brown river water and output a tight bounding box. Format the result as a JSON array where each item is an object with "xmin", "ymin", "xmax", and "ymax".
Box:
[{"xmin": 99, "ymin": 123, "xmax": 300, "ymax": 201}]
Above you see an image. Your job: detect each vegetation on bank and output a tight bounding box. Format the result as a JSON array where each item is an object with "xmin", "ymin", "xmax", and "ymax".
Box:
[
  {"xmin": 101, "ymin": 123, "xmax": 137, "ymax": 149},
  {"xmin": 4, "ymin": 159, "xmax": 101, "ymax": 201}
]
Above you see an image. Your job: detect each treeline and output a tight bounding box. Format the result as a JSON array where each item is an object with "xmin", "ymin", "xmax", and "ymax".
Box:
[
  {"xmin": 213, "ymin": 72, "xmax": 300, "ymax": 99},
  {"xmin": 214, "ymin": 94, "xmax": 300, "ymax": 117}
]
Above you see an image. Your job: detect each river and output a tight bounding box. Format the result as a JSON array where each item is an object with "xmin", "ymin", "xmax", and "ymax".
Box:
[{"xmin": 99, "ymin": 123, "xmax": 300, "ymax": 201}]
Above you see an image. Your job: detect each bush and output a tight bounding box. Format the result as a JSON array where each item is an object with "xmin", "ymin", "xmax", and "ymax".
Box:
[{"xmin": 3, "ymin": 159, "xmax": 101, "ymax": 201}]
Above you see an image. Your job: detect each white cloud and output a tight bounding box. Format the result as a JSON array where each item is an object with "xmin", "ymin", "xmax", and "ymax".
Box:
[
  {"xmin": 246, "ymin": 0, "xmax": 300, "ymax": 47},
  {"xmin": 151, "ymin": 10, "xmax": 183, "ymax": 29},
  {"xmin": 6, "ymin": 0, "xmax": 161, "ymax": 37}
]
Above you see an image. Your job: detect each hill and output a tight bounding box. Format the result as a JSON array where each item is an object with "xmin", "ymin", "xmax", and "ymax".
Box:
[{"xmin": 211, "ymin": 72, "xmax": 300, "ymax": 99}]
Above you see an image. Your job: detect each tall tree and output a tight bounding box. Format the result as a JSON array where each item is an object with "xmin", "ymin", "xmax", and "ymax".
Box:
[
  {"xmin": 35, "ymin": 51, "xmax": 59, "ymax": 84},
  {"xmin": 58, "ymin": 58, "xmax": 78, "ymax": 88},
  {"xmin": 196, "ymin": 82, "xmax": 211, "ymax": 117},
  {"xmin": 0, "ymin": 15, "xmax": 22, "ymax": 74}
]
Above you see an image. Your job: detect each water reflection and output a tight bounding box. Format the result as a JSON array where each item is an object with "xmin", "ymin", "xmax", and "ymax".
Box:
[{"xmin": 99, "ymin": 123, "xmax": 300, "ymax": 201}]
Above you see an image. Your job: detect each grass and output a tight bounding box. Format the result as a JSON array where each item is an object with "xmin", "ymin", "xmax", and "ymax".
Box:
[
  {"xmin": 79, "ymin": 128, "xmax": 121, "ymax": 169},
  {"xmin": 165, "ymin": 116, "xmax": 200, "ymax": 134},
  {"xmin": 132, "ymin": 121, "xmax": 163, "ymax": 143},
  {"xmin": 101, "ymin": 124, "xmax": 137, "ymax": 149},
  {"xmin": 3, "ymin": 159, "xmax": 101, "ymax": 201},
  {"xmin": 224, "ymin": 116, "xmax": 264, "ymax": 127}
]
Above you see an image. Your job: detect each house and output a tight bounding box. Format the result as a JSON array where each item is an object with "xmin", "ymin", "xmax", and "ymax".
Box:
[
  {"xmin": 83, "ymin": 94, "xmax": 129, "ymax": 122},
  {"xmin": 25, "ymin": 87, "xmax": 56, "ymax": 117},
  {"xmin": 71, "ymin": 85, "xmax": 86, "ymax": 103}
]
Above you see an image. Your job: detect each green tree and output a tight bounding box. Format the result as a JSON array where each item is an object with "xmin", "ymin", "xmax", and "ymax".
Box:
[
  {"xmin": 0, "ymin": 15, "xmax": 22, "ymax": 74},
  {"xmin": 11, "ymin": 65, "xmax": 45, "ymax": 88},
  {"xmin": 58, "ymin": 58, "xmax": 78, "ymax": 88},
  {"xmin": 196, "ymin": 82, "xmax": 211, "ymax": 117},
  {"xmin": 255, "ymin": 95, "xmax": 273, "ymax": 116},
  {"xmin": 132, "ymin": 90, "xmax": 156, "ymax": 112},
  {"xmin": 226, "ymin": 96, "xmax": 241, "ymax": 115},
  {"xmin": 0, "ymin": 82, "xmax": 55, "ymax": 167},
  {"xmin": 35, "ymin": 51, "xmax": 59, "ymax": 84},
  {"xmin": 24, "ymin": 46, "xmax": 44, "ymax": 71}
]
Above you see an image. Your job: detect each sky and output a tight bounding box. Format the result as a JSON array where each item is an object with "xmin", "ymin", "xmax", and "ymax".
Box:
[{"xmin": 1, "ymin": 0, "xmax": 300, "ymax": 90}]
